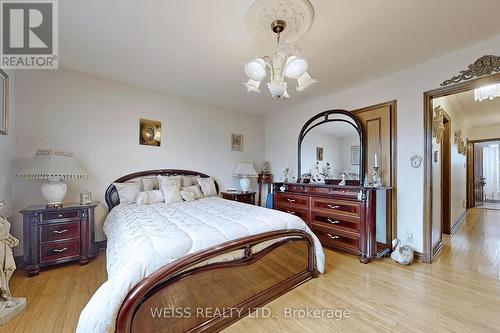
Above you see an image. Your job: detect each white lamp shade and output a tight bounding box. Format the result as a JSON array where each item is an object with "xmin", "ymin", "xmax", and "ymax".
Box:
[
  {"xmin": 16, "ymin": 148, "xmax": 88, "ymax": 181},
  {"xmin": 285, "ymin": 56, "xmax": 308, "ymax": 79},
  {"xmin": 244, "ymin": 58, "xmax": 267, "ymax": 81},
  {"xmin": 296, "ymin": 72, "xmax": 318, "ymax": 92},
  {"xmin": 244, "ymin": 79, "xmax": 261, "ymax": 93},
  {"xmin": 234, "ymin": 161, "xmax": 258, "ymax": 178},
  {"xmin": 474, "ymin": 83, "xmax": 500, "ymax": 102},
  {"xmin": 267, "ymin": 80, "xmax": 289, "ymax": 99}
]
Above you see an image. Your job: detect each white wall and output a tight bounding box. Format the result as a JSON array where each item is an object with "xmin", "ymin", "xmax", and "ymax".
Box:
[
  {"xmin": 12, "ymin": 69, "xmax": 265, "ymax": 254},
  {"xmin": 0, "ymin": 70, "xmax": 15, "ymax": 221},
  {"xmin": 265, "ymin": 34, "xmax": 500, "ymax": 253},
  {"xmin": 469, "ymin": 125, "xmax": 500, "ymax": 140}
]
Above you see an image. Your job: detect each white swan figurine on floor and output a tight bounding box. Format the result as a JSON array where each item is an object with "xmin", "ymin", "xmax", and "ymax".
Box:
[{"xmin": 390, "ymin": 239, "xmax": 414, "ymax": 265}]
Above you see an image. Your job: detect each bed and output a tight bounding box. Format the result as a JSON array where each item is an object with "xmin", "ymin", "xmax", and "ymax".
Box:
[{"xmin": 77, "ymin": 169, "xmax": 325, "ymax": 333}]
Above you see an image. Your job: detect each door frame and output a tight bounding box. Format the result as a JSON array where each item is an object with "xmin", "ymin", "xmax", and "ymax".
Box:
[
  {"xmin": 468, "ymin": 137, "xmax": 500, "ymax": 207},
  {"xmin": 423, "ymin": 71, "xmax": 500, "ymax": 263},
  {"xmin": 440, "ymin": 112, "xmax": 451, "ymax": 235}
]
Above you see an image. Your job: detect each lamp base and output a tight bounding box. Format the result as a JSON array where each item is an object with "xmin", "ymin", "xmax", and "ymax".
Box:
[
  {"xmin": 239, "ymin": 177, "xmax": 250, "ymax": 193},
  {"xmin": 41, "ymin": 180, "xmax": 67, "ymax": 208}
]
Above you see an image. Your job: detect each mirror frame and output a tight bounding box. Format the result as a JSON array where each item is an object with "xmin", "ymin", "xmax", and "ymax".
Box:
[{"xmin": 297, "ymin": 109, "xmax": 365, "ymax": 185}]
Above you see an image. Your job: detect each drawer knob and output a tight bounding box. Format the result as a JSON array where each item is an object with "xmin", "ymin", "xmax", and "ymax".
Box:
[
  {"xmin": 286, "ymin": 210, "xmax": 296, "ymax": 215},
  {"xmin": 58, "ymin": 214, "xmax": 63, "ymax": 218},
  {"xmin": 52, "ymin": 247, "xmax": 68, "ymax": 253},
  {"xmin": 327, "ymin": 204, "xmax": 340, "ymax": 209},
  {"xmin": 326, "ymin": 219, "xmax": 340, "ymax": 224},
  {"xmin": 327, "ymin": 234, "xmax": 340, "ymax": 240},
  {"xmin": 286, "ymin": 198, "xmax": 296, "ymax": 203},
  {"xmin": 53, "ymin": 229, "xmax": 68, "ymax": 234}
]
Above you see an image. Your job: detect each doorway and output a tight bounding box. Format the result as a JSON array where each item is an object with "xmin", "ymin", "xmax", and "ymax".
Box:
[
  {"xmin": 470, "ymin": 139, "xmax": 500, "ymax": 210},
  {"xmin": 423, "ymin": 65, "xmax": 500, "ymax": 263}
]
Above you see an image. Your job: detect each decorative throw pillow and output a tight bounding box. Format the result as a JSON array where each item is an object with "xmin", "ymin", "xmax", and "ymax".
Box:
[
  {"xmin": 181, "ymin": 185, "xmax": 203, "ymax": 199},
  {"xmin": 114, "ymin": 181, "xmax": 141, "ymax": 205},
  {"xmin": 135, "ymin": 190, "xmax": 165, "ymax": 206},
  {"xmin": 181, "ymin": 175, "xmax": 197, "ymax": 187},
  {"xmin": 141, "ymin": 177, "xmax": 159, "ymax": 191},
  {"xmin": 180, "ymin": 190, "xmax": 196, "ymax": 202},
  {"xmin": 157, "ymin": 175, "xmax": 182, "ymax": 204},
  {"xmin": 196, "ymin": 177, "xmax": 217, "ymax": 197}
]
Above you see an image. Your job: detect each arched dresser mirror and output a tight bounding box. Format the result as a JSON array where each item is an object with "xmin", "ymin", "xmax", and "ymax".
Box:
[
  {"xmin": 273, "ymin": 109, "xmax": 391, "ymax": 263},
  {"xmin": 297, "ymin": 110, "xmax": 364, "ymax": 185}
]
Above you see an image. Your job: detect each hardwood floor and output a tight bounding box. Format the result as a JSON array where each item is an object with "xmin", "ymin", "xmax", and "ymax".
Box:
[{"xmin": 4, "ymin": 208, "xmax": 500, "ymax": 333}]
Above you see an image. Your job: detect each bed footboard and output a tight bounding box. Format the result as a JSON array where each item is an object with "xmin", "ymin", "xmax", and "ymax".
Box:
[{"xmin": 115, "ymin": 230, "xmax": 318, "ymax": 333}]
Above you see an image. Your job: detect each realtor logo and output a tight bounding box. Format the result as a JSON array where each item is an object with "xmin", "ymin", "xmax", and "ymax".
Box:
[{"xmin": 1, "ymin": 0, "xmax": 58, "ymax": 69}]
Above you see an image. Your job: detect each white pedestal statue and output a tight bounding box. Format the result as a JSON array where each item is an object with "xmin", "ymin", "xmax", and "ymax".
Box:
[{"xmin": 0, "ymin": 205, "xmax": 26, "ymax": 326}]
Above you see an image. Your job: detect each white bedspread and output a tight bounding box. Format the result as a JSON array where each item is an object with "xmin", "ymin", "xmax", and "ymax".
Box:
[{"xmin": 76, "ymin": 197, "xmax": 325, "ymax": 333}]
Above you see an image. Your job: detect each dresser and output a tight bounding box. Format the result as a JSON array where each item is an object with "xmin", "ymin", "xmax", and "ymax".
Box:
[
  {"xmin": 20, "ymin": 202, "xmax": 99, "ymax": 276},
  {"xmin": 221, "ymin": 192, "xmax": 256, "ymax": 205},
  {"xmin": 273, "ymin": 183, "xmax": 391, "ymax": 263}
]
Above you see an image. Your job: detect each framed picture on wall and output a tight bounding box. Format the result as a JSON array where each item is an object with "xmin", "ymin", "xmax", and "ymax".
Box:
[
  {"xmin": 351, "ymin": 145, "xmax": 360, "ymax": 165},
  {"xmin": 139, "ymin": 119, "xmax": 161, "ymax": 146},
  {"xmin": 316, "ymin": 147, "xmax": 324, "ymax": 161},
  {"xmin": 231, "ymin": 134, "xmax": 244, "ymax": 151},
  {"xmin": 0, "ymin": 70, "xmax": 8, "ymax": 135}
]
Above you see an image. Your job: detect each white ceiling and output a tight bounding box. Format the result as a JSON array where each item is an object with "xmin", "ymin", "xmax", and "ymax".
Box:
[
  {"xmin": 453, "ymin": 89, "xmax": 500, "ymax": 128},
  {"xmin": 60, "ymin": 0, "xmax": 500, "ymax": 114}
]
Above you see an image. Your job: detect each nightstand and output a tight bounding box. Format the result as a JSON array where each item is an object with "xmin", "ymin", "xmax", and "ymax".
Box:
[
  {"xmin": 20, "ymin": 202, "xmax": 99, "ymax": 277},
  {"xmin": 221, "ymin": 192, "xmax": 256, "ymax": 205}
]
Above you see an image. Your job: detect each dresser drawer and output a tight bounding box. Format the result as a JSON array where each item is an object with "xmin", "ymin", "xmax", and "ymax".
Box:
[
  {"xmin": 275, "ymin": 205, "xmax": 310, "ymax": 225},
  {"xmin": 313, "ymin": 227, "xmax": 359, "ymax": 252},
  {"xmin": 311, "ymin": 197, "xmax": 361, "ymax": 219},
  {"xmin": 40, "ymin": 222, "xmax": 80, "ymax": 243},
  {"xmin": 40, "ymin": 239, "xmax": 81, "ymax": 263},
  {"xmin": 275, "ymin": 193, "xmax": 309, "ymax": 209},
  {"xmin": 41, "ymin": 210, "xmax": 79, "ymax": 222},
  {"xmin": 311, "ymin": 213, "xmax": 359, "ymax": 233}
]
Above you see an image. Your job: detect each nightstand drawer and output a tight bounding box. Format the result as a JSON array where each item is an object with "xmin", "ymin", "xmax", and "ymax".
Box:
[
  {"xmin": 41, "ymin": 210, "xmax": 79, "ymax": 222},
  {"xmin": 40, "ymin": 239, "xmax": 80, "ymax": 263},
  {"xmin": 40, "ymin": 222, "xmax": 80, "ymax": 243}
]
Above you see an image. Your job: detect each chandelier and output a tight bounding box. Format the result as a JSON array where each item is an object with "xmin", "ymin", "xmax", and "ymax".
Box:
[
  {"xmin": 474, "ymin": 83, "xmax": 500, "ymax": 102},
  {"xmin": 243, "ymin": 20, "xmax": 318, "ymax": 99}
]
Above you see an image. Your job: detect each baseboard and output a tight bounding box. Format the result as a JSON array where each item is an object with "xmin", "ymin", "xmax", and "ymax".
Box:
[
  {"xmin": 431, "ymin": 240, "xmax": 443, "ymax": 262},
  {"xmin": 451, "ymin": 210, "xmax": 467, "ymax": 235},
  {"xmin": 413, "ymin": 251, "xmax": 424, "ymax": 262},
  {"xmin": 95, "ymin": 240, "xmax": 107, "ymax": 252}
]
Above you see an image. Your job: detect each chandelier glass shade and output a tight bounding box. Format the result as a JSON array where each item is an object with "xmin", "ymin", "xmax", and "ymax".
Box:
[
  {"xmin": 474, "ymin": 83, "xmax": 500, "ymax": 102},
  {"xmin": 244, "ymin": 21, "xmax": 317, "ymax": 99}
]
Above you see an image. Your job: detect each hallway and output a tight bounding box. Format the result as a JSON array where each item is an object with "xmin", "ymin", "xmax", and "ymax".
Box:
[{"xmin": 437, "ymin": 208, "xmax": 500, "ymax": 279}]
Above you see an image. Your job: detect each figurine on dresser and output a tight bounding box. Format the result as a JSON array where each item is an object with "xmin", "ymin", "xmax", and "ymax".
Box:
[{"xmin": 0, "ymin": 202, "xmax": 26, "ymax": 326}]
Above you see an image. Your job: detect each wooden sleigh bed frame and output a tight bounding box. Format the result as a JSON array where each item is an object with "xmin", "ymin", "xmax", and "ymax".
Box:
[{"xmin": 104, "ymin": 169, "xmax": 319, "ymax": 333}]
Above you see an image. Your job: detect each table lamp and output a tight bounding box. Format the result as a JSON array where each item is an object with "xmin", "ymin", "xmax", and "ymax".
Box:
[{"xmin": 233, "ymin": 161, "xmax": 258, "ymax": 193}]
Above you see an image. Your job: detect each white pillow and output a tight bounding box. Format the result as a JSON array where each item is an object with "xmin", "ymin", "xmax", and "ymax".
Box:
[
  {"xmin": 114, "ymin": 181, "xmax": 141, "ymax": 205},
  {"xmin": 181, "ymin": 175, "xmax": 197, "ymax": 187},
  {"xmin": 158, "ymin": 175, "xmax": 182, "ymax": 204},
  {"xmin": 181, "ymin": 185, "xmax": 203, "ymax": 199},
  {"xmin": 196, "ymin": 177, "xmax": 217, "ymax": 197},
  {"xmin": 180, "ymin": 190, "xmax": 196, "ymax": 202},
  {"xmin": 141, "ymin": 177, "xmax": 159, "ymax": 191},
  {"xmin": 135, "ymin": 190, "xmax": 165, "ymax": 206}
]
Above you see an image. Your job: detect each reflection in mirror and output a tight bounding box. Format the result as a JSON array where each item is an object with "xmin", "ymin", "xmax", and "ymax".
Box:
[{"xmin": 300, "ymin": 121, "xmax": 361, "ymax": 183}]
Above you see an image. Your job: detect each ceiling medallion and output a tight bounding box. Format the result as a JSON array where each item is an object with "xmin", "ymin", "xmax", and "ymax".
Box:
[
  {"xmin": 245, "ymin": 0, "xmax": 314, "ymax": 43},
  {"xmin": 243, "ymin": 0, "xmax": 317, "ymax": 99},
  {"xmin": 440, "ymin": 55, "xmax": 500, "ymax": 86}
]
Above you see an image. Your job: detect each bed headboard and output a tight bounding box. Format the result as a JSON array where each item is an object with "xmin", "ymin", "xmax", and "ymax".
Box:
[{"xmin": 105, "ymin": 169, "xmax": 219, "ymax": 211}]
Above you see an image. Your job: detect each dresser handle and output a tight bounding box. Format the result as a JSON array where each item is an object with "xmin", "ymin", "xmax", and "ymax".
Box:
[
  {"xmin": 52, "ymin": 247, "xmax": 68, "ymax": 253},
  {"xmin": 327, "ymin": 204, "xmax": 340, "ymax": 209},
  {"xmin": 286, "ymin": 210, "xmax": 296, "ymax": 215},
  {"xmin": 327, "ymin": 234, "xmax": 340, "ymax": 240},
  {"xmin": 326, "ymin": 219, "xmax": 340, "ymax": 224},
  {"xmin": 53, "ymin": 229, "xmax": 68, "ymax": 234},
  {"xmin": 286, "ymin": 198, "xmax": 296, "ymax": 203},
  {"xmin": 58, "ymin": 213, "xmax": 63, "ymax": 218}
]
